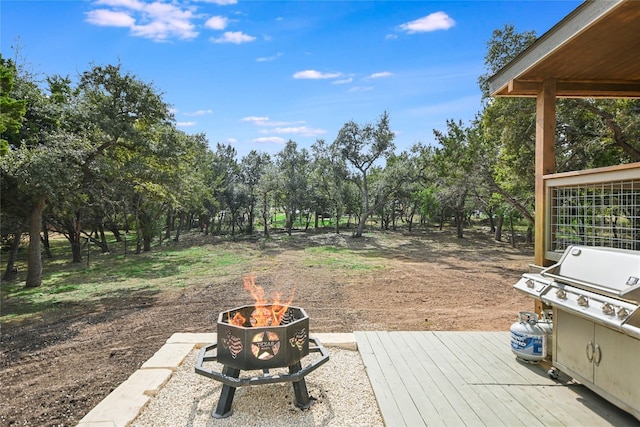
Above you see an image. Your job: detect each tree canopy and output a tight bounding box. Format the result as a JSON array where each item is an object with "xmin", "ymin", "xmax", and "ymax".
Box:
[{"xmin": 2, "ymin": 25, "xmax": 638, "ymax": 287}]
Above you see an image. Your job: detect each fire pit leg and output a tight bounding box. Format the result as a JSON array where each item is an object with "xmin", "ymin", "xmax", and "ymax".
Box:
[
  {"xmin": 289, "ymin": 361, "xmax": 314, "ymax": 409},
  {"xmin": 212, "ymin": 365, "xmax": 240, "ymax": 419}
]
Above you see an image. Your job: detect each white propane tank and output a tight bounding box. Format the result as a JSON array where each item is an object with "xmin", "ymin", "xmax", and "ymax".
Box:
[
  {"xmin": 510, "ymin": 311, "xmax": 547, "ymax": 363},
  {"xmin": 537, "ymin": 309, "xmax": 553, "ymax": 357}
]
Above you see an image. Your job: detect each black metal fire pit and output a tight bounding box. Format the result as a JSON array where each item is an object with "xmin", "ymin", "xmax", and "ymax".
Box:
[{"xmin": 195, "ymin": 304, "xmax": 329, "ymax": 418}]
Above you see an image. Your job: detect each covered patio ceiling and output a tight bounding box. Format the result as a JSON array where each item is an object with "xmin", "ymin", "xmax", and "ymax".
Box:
[
  {"xmin": 488, "ymin": 0, "xmax": 640, "ymax": 98},
  {"xmin": 487, "ymin": 0, "xmax": 640, "ymax": 266}
]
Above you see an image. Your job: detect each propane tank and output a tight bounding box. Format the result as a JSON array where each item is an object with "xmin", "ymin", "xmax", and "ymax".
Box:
[
  {"xmin": 537, "ymin": 309, "xmax": 553, "ymax": 357},
  {"xmin": 510, "ymin": 311, "xmax": 547, "ymax": 363}
]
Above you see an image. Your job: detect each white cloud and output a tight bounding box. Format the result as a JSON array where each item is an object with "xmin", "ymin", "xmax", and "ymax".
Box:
[
  {"xmin": 95, "ymin": 0, "xmax": 144, "ymax": 9},
  {"xmin": 385, "ymin": 33, "xmax": 398, "ymax": 40},
  {"xmin": 196, "ymin": 0, "xmax": 237, "ymax": 4},
  {"xmin": 242, "ymin": 116, "xmax": 305, "ymax": 127},
  {"xmin": 256, "ymin": 52, "xmax": 283, "ymax": 62},
  {"xmin": 253, "ymin": 136, "xmax": 286, "ymax": 144},
  {"xmin": 367, "ymin": 71, "xmax": 392, "ymax": 79},
  {"xmin": 332, "ymin": 77, "xmax": 353, "ymax": 84},
  {"xmin": 86, "ymin": 0, "xmax": 199, "ymax": 41},
  {"xmin": 86, "ymin": 9, "xmax": 135, "ymax": 27},
  {"xmin": 398, "ymin": 12, "xmax": 455, "ymax": 34},
  {"xmin": 226, "ymin": 137, "xmax": 238, "ymax": 144},
  {"xmin": 293, "ymin": 70, "xmax": 342, "ymax": 80},
  {"xmin": 211, "ymin": 31, "xmax": 256, "ymax": 44},
  {"xmin": 184, "ymin": 109, "xmax": 213, "ymax": 116},
  {"xmin": 205, "ymin": 15, "xmax": 228, "ymax": 30},
  {"xmin": 242, "ymin": 116, "xmax": 271, "ymax": 124},
  {"xmin": 348, "ymin": 86, "xmax": 374, "ymax": 93},
  {"xmin": 270, "ymin": 126, "xmax": 326, "ymax": 137},
  {"xmin": 246, "ymin": 117, "xmax": 324, "ymax": 138},
  {"xmin": 177, "ymin": 121, "xmax": 197, "ymax": 127}
]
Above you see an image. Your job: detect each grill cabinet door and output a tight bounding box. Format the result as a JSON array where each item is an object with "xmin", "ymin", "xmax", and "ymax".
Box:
[
  {"xmin": 593, "ymin": 325, "xmax": 640, "ymax": 412},
  {"xmin": 554, "ymin": 309, "xmax": 594, "ymax": 382}
]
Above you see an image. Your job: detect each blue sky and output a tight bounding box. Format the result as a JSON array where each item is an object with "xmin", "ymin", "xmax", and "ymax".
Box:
[{"xmin": 2, "ymin": 0, "xmax": 581, "ymax": 159}]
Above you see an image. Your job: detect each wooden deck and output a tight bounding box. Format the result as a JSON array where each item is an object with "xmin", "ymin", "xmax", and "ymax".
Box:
[{"xmin": 354, "ymin": 331, "xmax": 639, "ymax": 427}]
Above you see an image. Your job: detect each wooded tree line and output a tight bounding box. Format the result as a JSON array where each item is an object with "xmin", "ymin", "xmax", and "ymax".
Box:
[{"xmin": 2, "ymin": 26, "xmax": 639, "ymax": 288}]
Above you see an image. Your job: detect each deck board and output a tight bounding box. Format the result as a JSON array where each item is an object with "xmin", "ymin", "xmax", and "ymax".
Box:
[
  {"xmin": 355, "ymin": 331, "xmax": 639, "ymax": 427},
  {"xmin": 431, "ymin": 332, "xmax": 546, "ymax": 426}
]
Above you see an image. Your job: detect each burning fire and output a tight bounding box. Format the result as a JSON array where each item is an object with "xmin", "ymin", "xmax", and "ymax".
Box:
[{"xmin": 227, "ymin": 274, "xmax": 295, "ymax": 327}]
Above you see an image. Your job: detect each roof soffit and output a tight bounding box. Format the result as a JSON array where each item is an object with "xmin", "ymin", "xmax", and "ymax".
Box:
[{"xmin": 488, "ymin": 0, "xmax": 640, "ymax": 98}]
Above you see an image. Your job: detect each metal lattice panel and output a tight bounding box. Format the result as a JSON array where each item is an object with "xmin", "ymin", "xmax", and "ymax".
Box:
[{"xmin": 550, "ymin": 179, "xmax": 640, "ymax": 252}]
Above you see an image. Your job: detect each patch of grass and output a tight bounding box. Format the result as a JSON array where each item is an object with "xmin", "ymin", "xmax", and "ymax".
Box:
[
  {"xmin": 303, "ymin": 246, "xmax": 385, "ymax": 271},
  {"xmin": 1, "ymin": 237, "xmax": 256, "ymax": 322}
]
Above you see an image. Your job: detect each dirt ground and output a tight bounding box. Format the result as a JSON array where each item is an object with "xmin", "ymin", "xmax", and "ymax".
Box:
[{"xmin": 0, "ymin": 228, "xmax": 534, "ymax": 426}]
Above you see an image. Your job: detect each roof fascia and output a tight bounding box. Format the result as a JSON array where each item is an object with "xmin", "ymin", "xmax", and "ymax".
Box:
[{"xmin": 487, "ymin": 0, "xmax": 625, "ymax": 97}]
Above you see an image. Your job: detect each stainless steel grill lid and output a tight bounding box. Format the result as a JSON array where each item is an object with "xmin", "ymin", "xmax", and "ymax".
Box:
[{"xmin": 541, "ymin": 246, "xmax": 640, "ymax": 303}]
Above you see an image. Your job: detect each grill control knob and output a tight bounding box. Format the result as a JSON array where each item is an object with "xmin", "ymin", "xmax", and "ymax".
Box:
[
  {"xmin": 617, "ymin": 307, "xmax": 630, "ymax": 319},
  {"xmin": 602, "ymin": 303, "xmax": 614, "ymax": 315},
  {"xmin": 556, "ymin": 289, "xmax": 567, "ymax": 299},
  {"xmin": 577, "ymin": 295, "xmax": 589, "ymax": 307},
  {"xmin": 526, "ymin": 279, "xmax": 535, "ymax": 288}
]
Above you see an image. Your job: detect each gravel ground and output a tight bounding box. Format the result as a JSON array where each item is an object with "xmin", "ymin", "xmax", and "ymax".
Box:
[{"xmin": 131, "ymin": 346, "xmax": 383, "ymax": 427}]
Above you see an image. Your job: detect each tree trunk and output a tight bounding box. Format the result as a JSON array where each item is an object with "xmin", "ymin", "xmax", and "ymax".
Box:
[
  {"xmin": 71, "ymin": 213, "xmax": 83, "ymax": 263},
  {"xmin": 262, "ymin": 194, "xmax": 269, "ymax": 237},
  {"xmin": 407, "ymin": 210, "xmax": 415, "ymax": 232},
  {"xmin": 455, "ymin": 210, "xmax": 464, "ymax": 238},
  {"xmin": 391, "ymin": 207, "xmax": 397, "ymax": 231},
  {"xmin": 134, "ymin": 196, "xmax": 142, "ymax": 254},
  {"xmin": 143, "ymin": 235, "xmax": 151, "ymax": 251},
  {"xmin": 354, "ymin": 215, "xmax": 367, "ymax": 237},
  {"xmin": 2, "ymin": 227, "xmax": 23, "ymax": 281},
  {"xmin": 165, "ymin": 207, "xmax": 174, "ymax": 240},
  {"xmin": 247, "ymin": 206, "xmax": 255, "ymax": 235},
  {"xmin": 494, "ymin": 215, "xmax": 504, "ymax": 241},
  {"xmin": 354, "ymin": 171, "xmax": 369, "ymax": 238},
  {"xmin": 285, "ymin": 210, "xmax": 293, "ymax": 235},
  {"xmin": 486, "ymin": 207, "xmax": 496, "ymax": 233},
  {"xmin": 107, "ymin": 221, "xmax": 122, "ymax": 242},
  {"xmin": 41, "ymin": 219, "xmax": 53, "ymax": 259},
  {"xmin": 98, "ymin": 223, "xmax": 110, "ymax": 253},
  {"xmin": 25, "ymin": 198, "xmax": 46, "ymax": 288},
  {"xmin": 509, "ymin": 215, "xmax": 516, "ymax": 248},
  {"xmin": 173, "ymin": 213, "xmax": 182, "ymax": 242}
]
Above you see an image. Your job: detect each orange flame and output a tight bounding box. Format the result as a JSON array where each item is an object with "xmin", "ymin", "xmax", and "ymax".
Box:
[
  {"xmin": 228, "ymin": 311, "xmax": 246, "ymax": 327},
  {"xmin": 242, "ymin": 274, "xmax": 295, "ymax": 327}
]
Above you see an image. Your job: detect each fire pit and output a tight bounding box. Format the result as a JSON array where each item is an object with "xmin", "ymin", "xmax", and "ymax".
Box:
[
  {"xmin": 195, "ymin": 277, "xmax": 329, "ymax": 418},
  {"xmin": 216, "ymin": 304, "xmax": 310, "ymax": 370}
]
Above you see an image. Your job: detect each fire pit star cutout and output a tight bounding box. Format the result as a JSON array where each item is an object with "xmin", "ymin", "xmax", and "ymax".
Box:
[{"xmin": 251, "ymin": 331, "xmax": 281, "ymax": 360}]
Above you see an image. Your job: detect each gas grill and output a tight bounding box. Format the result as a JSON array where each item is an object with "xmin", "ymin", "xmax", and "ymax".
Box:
[{"xmin": 513, "ymin": 245, "xmax": 640, "ymax": 421}]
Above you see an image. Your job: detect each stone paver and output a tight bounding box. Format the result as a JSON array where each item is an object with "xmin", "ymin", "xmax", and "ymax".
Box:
[
  {"xmin": 140, "ymin": 343, "xmax": 194, "ymax": 370},
  {"xmin": 76, "ymin": 332, "xmax": 357, "ymax": 427},
  {"xmin": 77, "ymin": 368, "xmax": 173, "ymax": 427}
]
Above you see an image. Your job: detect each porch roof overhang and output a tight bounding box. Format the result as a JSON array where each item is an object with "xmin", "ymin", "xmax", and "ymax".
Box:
[{"xmin": 488, "ymin": 0, "xmax": 640, "ymax": 98}]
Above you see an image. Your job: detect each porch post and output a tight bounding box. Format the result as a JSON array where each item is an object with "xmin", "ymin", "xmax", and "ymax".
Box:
[{"xmin": 535, "ymin": 79, "xmax": 557, "ymax": 266}]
